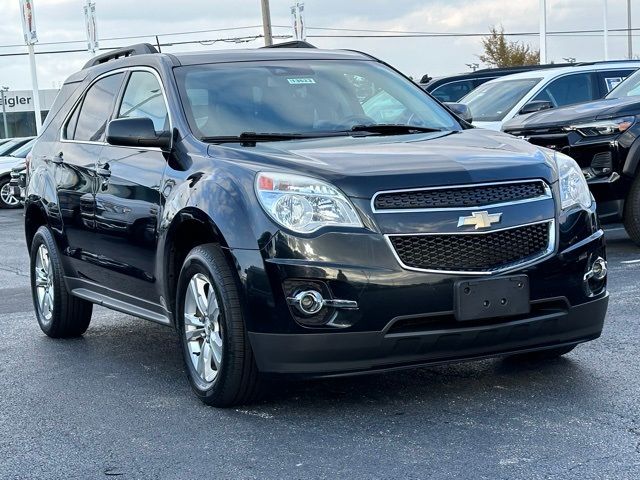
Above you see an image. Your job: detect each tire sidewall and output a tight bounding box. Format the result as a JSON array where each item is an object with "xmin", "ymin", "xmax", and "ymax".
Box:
[
  {"xmin": 176, "ymin": 247, "xmax": 237, "ymax": 402},
  {"xmin": 30, "ymin": 227, "xmax": 62, "ymax": 335}
]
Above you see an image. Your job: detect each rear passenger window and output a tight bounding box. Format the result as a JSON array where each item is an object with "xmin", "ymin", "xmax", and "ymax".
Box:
[
  {"xmin": 70, "ymin": 73, "xmax": 124, "ymax": 142},
  {"xmin": 118, "ymin": 71, "xmax": 169, "ymax": 133},
  {"xmin": 532, "ymin": 73, "xmax": 596, "ymax": 108}
]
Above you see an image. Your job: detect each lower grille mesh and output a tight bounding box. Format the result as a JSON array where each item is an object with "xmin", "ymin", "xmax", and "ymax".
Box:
[{"xmin": 389, "ymin": 222, "xmax": 551, "ymax": 272}]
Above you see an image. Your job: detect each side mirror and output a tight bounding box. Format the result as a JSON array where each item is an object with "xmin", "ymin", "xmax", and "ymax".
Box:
[
  {"xmin": 519, "ymin": 100, "xmax": 553, "ymax": 115},
  {"xmin": 106, "ymin": 117, "xmax": 171, "ymax": 150},
  {"xmin": 444, "ymin": 102, "xmax": 473, "ymax": 124}
]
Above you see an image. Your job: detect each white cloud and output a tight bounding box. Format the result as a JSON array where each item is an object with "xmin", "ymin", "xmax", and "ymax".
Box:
[{"xmin": 0, "ymin": 0, "xmax": 637, "ymax": 88}]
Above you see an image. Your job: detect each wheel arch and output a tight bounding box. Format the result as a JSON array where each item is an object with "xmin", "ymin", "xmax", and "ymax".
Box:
[
  {"xmin": 24, "ymin": 200, "xmax": 49, "ymax": 249},
  {"xmin": 622, "ymin": 134, "xmax": 640, "ymax": 178},
  {"xmin": 161, "ymin": 207, "xmax": 239, "ymax": 324}
]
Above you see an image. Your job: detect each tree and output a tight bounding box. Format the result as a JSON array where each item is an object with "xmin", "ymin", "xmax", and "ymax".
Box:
[{"xmin": 479, "ymin": 26, "xmax": 540, "ymax": 68}]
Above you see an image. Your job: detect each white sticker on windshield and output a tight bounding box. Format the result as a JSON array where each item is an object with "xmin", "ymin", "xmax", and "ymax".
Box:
[{"xmin": 287, "ymin": 78, "xmax": 316, "ymax": 85}]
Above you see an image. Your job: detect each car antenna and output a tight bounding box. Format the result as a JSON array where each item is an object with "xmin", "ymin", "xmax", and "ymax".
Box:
[{"xmin": 155, "ymin": 36, "xmax": 162, "ymax": 53}]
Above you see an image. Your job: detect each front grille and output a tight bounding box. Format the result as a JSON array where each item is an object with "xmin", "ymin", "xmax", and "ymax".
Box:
[
  {"xmin": 374, "ymin": 181, "xmax": 547, "ymax": 210},
  {"xmin": 388, "ymin": 222, "xmax": 551, "ymax": 273}
]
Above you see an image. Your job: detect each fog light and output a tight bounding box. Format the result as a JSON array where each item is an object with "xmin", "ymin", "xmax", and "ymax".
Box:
[
  {"xmin": 584, "ymin": 256, "xmax": 607, "ymax": 281},
  {"xmin": 289, "ymin": 290, "xmax": 324, "ymax": 316}
]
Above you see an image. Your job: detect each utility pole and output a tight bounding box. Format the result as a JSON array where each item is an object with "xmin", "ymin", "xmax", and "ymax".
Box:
[
  {"xmin": 0, "ymin": 87, "xmax": 8, "ymax": 139},
  {"xmin": 260, "ymin": 0, "xmax": 273, "ymax": 46},
  {"xmin": 628, "ymin": 0, "xmax": 633, "ymax": 59},
  {"xmin": 539, "ymin": 0, "xmax": 547, "ymax": 64},
  {"xmin": 603, "ymin": 0, "xmax": 609, "ymax": 61}
]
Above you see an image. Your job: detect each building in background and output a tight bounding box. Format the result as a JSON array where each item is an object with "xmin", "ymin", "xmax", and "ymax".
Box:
[{"xmin": 0, "ymin": 89, "xmax": 58, "ymax": 138}]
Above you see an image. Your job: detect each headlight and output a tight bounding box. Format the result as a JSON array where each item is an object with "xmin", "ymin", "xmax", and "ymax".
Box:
[
  {"xmin": 565, "ymin": 116, "xmax": 634, "ymax": 137},
  {"xmin": 555, "ymin": 152, "xmax": 592, "ymax": 210},
  {"xmin": 255, "ymin": 172, "xmax": 363, "ymax": 233}
]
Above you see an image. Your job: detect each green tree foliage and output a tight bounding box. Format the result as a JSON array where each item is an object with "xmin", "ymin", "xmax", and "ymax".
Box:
[{"xmin": 479, "ymin": 26, "xmax": 540, "ymax": 67}]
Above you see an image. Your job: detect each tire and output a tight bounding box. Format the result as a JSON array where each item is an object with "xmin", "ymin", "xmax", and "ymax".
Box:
[
  {"xmin": 507, "ymin": 344, "xmax": 577, "ymax": 362},
  {"xmin": 0, "ymin": 177, "xmax": 20, "ymax": 209},
  {"xmin": 624, "ymin": 175, "xmax": 640, "ymax": 246},
  {"xmin": 30, "ymin": 226, "xmax": 93, "ymax": 337},
  {"xmin": 176, "ymin": 243, "xmax": 262, "ymax": 407}
]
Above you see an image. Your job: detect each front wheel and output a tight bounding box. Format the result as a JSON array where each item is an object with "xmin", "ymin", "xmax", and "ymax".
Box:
[
  {"xmin": 176, "ymin": 244, "xmax": 262, "ymax": 407},
  {"xmin": 0, "ymin": 177, "xmax": 20, "ymax": 209},
  {"xmin": 30, "ymin": 226, "xmax": 93, "ymax": 337}
]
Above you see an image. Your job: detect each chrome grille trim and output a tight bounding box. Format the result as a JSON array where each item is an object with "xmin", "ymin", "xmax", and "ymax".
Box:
[
  {"xmin": 371, "ymin": 179, "xmax": 552, "ymax": 213},
  {"xmin": 384, "ymin": 219, "xmax": 557, "ymax": 276}
]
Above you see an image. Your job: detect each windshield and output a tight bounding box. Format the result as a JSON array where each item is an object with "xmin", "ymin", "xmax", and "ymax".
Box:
[
  {"xmin": 10, "ymin": 139, "xmax": 35, "ymax": 158},
  {"xmin": 606, "ymin": 70, "xmax": 640, "ymax": 98},
  {"xmin": 174, "ymin": 59, "xmax": 459, "ymax": 140},
  {"xmin": 0, "ymin": 139, "xmax": 21, "ymax": 156},
  {"xmin": 461, "ymin": 78, "xmax": 542, "ymax": 122}
]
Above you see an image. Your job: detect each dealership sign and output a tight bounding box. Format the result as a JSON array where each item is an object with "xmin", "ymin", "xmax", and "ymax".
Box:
[
  {"xmin": 19, "ymin": 0, "xmax": 38, "ymax": 45},
  {"xmin": 0, "ymin": 90, "xmax": 57, "ymax": 112},
  {"xmin": 84, "ymin": 1, "xmax": 99, "ymax": 53}
]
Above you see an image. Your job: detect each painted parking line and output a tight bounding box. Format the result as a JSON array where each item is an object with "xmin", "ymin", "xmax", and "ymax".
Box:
[{"xmin": 621, "ymin": 259, "xmax": 640, "ymax": 264}]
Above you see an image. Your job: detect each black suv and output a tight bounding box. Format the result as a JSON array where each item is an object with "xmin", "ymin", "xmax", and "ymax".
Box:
[
  {"xmin": 24, "ymin": 44, "xmax": 608, "ymax": 407},
  {"xmin": 504, "ymin": 68, "xmax": 640, "ymax": 245}
]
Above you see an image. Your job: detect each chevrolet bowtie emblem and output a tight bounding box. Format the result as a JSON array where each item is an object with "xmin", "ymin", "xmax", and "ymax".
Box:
[{"xmin": 457, "ymin": 211, "xmax": 503, "ymax": 229}]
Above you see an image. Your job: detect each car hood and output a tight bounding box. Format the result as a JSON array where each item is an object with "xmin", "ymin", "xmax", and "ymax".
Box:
[
  {"xmin": 208, "ymin": 129, "xmax": 556, "ymax": 198},
  {"xmin": 0, "ymin": 156, "xmax": 23, "ymax": 175},
  {"xmin": 503, "ymin": 96, "xmax": 640, "ymax": 132}
]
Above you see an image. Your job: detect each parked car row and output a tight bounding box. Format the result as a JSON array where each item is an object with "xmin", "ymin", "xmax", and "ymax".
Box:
[
  {"xmin": 0, "ymin": 137, "xmax": 35, "ymax": 208},
  {"xmin": 430, "ymin": 60, "xmax": 640, "ymax": 244}
]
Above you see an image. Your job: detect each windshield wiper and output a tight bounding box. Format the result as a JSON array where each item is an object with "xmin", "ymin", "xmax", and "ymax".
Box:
[
  {"xmin": 349, "ymin": 124, "xmax": 445, "ymax": 135},
  {"xmin": 201, "ymin": 131, "xmax": 349, "ymax": 145}
]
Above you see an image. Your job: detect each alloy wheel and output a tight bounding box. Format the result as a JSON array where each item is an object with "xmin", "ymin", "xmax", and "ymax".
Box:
[
  {"xmin": 184, "ymin": 273, "xmax": 223, "ymax": 383},
  {"xmin": 34, "ymin": 244, "xmax": 54, "ymax": 323},
  {"xmin": 0, "ymin": 183, "xmax": 19, "ymax": 207}
]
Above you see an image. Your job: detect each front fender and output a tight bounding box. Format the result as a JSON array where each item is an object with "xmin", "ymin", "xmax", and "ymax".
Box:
[{"xmin": 160, "ymin": 169, "xmax": 275, "ymax": 251}]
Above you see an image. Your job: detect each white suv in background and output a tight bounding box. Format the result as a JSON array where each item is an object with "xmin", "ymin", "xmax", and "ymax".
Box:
[{"xmin": 460, "ymin": 61, "xmax": 640, "ymax": 131}]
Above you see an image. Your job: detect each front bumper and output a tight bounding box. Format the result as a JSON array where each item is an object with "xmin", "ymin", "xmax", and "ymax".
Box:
[{"xmin": 249, "ymin": 293, "xmax": 608, "ymax": 375}]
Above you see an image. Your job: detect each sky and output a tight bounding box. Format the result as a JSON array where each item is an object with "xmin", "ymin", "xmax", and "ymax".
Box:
[{"xmin": 0, "ymin": 0, "xmax": 639, "ymax": 90}]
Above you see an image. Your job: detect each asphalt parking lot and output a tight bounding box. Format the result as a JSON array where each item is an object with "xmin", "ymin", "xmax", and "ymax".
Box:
[{"xmin": 0, "ymin": 208, "xmax": 639, "ymax": 480}]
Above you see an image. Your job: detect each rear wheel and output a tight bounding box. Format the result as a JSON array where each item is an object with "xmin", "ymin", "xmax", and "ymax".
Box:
[
  {"xmin": 30, "ymin": 226, "xmax": 93, "ymax": 337},
  {"xmin": 624, "ymin": 175, "xmax": 640, "ymax": 246},
  {"xmin": 0, "ymin": 177, "xmax": 20, "ymax": 209},
  {"xmin": 176, "ymin": 244, "xmax": 262, "ymax": 407},
  {"xmin": 507, "ymin": 344, "xmax": 577, "ymax": 362}
]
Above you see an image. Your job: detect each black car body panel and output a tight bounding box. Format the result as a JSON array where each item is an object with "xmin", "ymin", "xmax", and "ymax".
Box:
[
  {"xmin": 24, "ymin": 46, "xmax": 608, "ymax": 378},
  {"xmin": 503, "ymin": 96, "xmax": 640, "ymax": 223}
]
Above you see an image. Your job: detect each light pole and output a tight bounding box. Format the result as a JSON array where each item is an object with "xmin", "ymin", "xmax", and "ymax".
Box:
[
  {"xmin": 0, "ymin": 87, "xmax": 8, "ymax": 139},
  {"xmin": 540, "ymin": 0, "xmax": 547, "ymax": 64},
  {"xmin": 260, "ymin": 0, "xmax": 273, "ymax": 46},
  {"xmin": 603, "ymin": 0, "xmax": 609, "ymax": 61},
  {"xmin": 628, "ymin": 0, "xmax": 633, "ymax": 59}
]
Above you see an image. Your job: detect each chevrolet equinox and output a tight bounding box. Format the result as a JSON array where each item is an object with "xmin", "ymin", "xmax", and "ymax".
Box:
[{"xmin": 24, "ymin": 43, "xmax": 609, "ymax": 407}]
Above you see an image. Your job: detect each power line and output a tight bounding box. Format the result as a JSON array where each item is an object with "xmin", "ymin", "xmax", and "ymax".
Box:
[
  {"xmin": 0, "ymin": 34, "xmax": 293, "ymax": 58},
  {"xmin": 0, "ymin": 25, "xmax": 267, "ymax": 49},
  {"xmin": 306, "ymin": 26, "xmax": 640, "ymax": 38}
]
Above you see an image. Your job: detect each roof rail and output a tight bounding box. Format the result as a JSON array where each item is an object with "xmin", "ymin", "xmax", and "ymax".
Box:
[
  {"xmin": 573, "ymin": 59, "xmax": 640, "ymax": 67},
  {"xmin": 83, "ymin": 43, "xmax": 159, "ymax": 69},
  {"xmin": 262, "ymin": 40, "xmax": 316, "ymax": 49}
]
